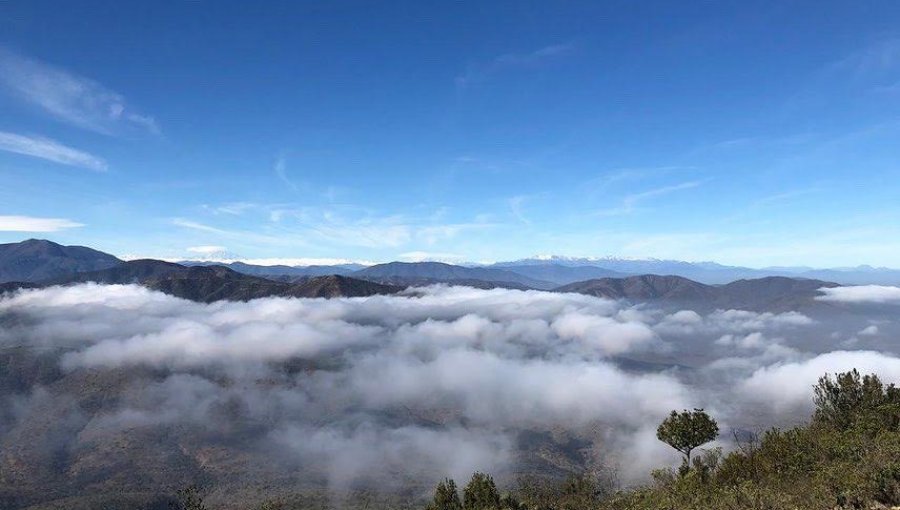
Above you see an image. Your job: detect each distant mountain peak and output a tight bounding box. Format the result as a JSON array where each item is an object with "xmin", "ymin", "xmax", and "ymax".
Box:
[{"xmin": 0, "ymin": 239, "xmax": 121, "ymax": 283}]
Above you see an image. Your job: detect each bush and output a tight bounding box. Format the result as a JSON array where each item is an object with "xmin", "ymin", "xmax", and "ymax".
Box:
[{"xmin": 813, "ymin": 369, "xmax": 900, "ymax": 432}]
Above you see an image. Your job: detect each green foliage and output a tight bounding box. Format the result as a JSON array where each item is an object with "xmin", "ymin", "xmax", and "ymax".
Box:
[
  {"xmin": 516, "ymin": 472, "xmax": 614, "ymax": 510},
  {"xmin": 428, "ymin": 478, "xmax": 463, "ymax": 510},
  {"xmin": 597, "ymin": 369, "xmax": 900, "ymax": 510},
  {"xmin": 463, "ymin": 472, "xmax": 501, "ymax": 510},
  {"xmin": 656, "ymin": 408, "xmax": 719, "ymax": 464},
  {"xmin": 813, "ymin": 368, "xmax": 900, "ymax": 431},
  {"xmin": 435, "ymin": 369, "xmax": 900, "ymax": 510}
]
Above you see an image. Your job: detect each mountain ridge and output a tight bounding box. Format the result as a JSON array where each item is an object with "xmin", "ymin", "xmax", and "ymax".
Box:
[
  {"xmin": 0, "ymin": 239, "xmax": 121, "ymax": 283},
  {"xmin": 354, "ymin": 261, "xmax": 557, "ymax": 289},
  {"xmin": 0, "ymin": 240, "xmax": 883, "ymax": 309},
  {"xmin": 9, "ymin": 259, "xmax": 401, "ymax": 302},
  {"xmin": 556, "ymin": 274, "xmax": 841, "ymax": 312}
]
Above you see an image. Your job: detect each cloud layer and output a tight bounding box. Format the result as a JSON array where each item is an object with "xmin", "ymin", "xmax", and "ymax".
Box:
[
  {"xmin": 0, "ymin": 283, "xmax": 898, "ymax": 494},
  {"xmin": 817, "ymin": 285, "xmax": 900, "ymax": 304}
]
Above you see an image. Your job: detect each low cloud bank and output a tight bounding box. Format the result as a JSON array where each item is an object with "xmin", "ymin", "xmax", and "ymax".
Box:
[
  {"xmin": 817, "ymin": 285, "xmax": 900, "ymax": 304},
  {"xmin": 1, "ymin": 284, "xmax": 898, "ymax": 491}
]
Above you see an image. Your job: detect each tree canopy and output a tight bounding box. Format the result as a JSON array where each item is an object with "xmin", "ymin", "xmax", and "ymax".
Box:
[{"xmin": 656, "ymin": 408, "xmax": 719, "ymax": 464}]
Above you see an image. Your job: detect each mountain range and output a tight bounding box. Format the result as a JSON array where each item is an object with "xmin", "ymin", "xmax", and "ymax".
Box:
[
  {"xmin": 30, "ymin": 259, "xmax": 401, "ymax": 302},
  {"xmin": 353, "ymin": 261, "xmax": 557, "ymax": 289},
  {"xmin": 6, "ymin": 239, "xmax": 897, "ymax": 290},
  {"xmin": 0, "ymin": 239, "xmax": 866, "ymax": 312},
  {"xmin": 491, "ymin": 256, "xmax": 900, "ymax": 285},
  {"xmin": 557, "ymin": 274, "xmax": 840, "ymax": 312},
  {"xmin": 181, "ymin": 253, "xmax": 900, "ymax": 286}
]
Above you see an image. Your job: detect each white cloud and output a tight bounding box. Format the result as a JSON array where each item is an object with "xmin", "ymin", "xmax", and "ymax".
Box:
[
  {"xmin": 593, "ymin": 180, "xmax": 707, "ymax": 217},
  {"xmin": 655, "ymin": 308, "xmax": 813, "ymax": 336},
  {"xmin": 456, "ymin": 43, "xmax": 575, "ymax": 88},
  {"xmin": 832, "ymin": 38, "xmax": 900, "ymax": 76},
  {"xmin": 0, "ymin": 283, "xmax": 693, "ymax": 485},
  {"xmin": 274, "ymin": 155, "xmax": 300, "ymax": 192},
  {"xmin": 0, "ymin": 215, "xmax": 84, "ymax": 232},
  {"xmin": 122, "ymin": 253, "xmax": 374, "ymax": 267},
  {"xmin": 216, "ymin": 257, "xmax": 371, "ymax": 267},
  {"xmin": 740, "ymin": 350, "xmax": 900, "ymax": 414},
  {"xmin": 170, "ymin": 218, "xmax": 293, "ymax": 247},
  {"xmin": 205, "ymin": 202, "xmax": 258, "ymax": 216},
  {"xmin": 859, "ymin": 325, "xmax": 880, "ymax": 336},
  {"xmin": 817, "ymin": 285, "xmax": 900, "ymax": 304},
  {"xmin": 0, "ymin": 131, "xmax": 107, "ymax": 171},
  {"xmin": 398, "ymin": 251, "xmax": 466, "ymax": 263},
  {"xmin": 0, "ymin": 48, "xmax": 158, "ymax": 135},
  {"xmin": 186, "ymin": 245, "xmax": 227, "ymax": 255},
  {"xmin": 0, "ymin": 283, "xmax": 886, "ymax": 490}
]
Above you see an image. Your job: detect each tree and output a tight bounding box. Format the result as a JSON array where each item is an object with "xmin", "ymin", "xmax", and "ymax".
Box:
[
  {"xmin": 463, "ymin": 472, "xmax": 501, "ymax": 510},
  {"xmin": 813, "ymin": 369, "xmax": 900, "ymax": 430},
  {"xmin": 429, "ymin": 478, "xmax": 463, "ymax": 510},
  {"xmin": 656, "ymin": 408, "xmax": 719, "ymax": 466}
]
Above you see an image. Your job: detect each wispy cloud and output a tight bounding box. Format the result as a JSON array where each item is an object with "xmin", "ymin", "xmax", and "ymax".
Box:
[
  {"xmin": 416, "ymin": 221, "xmax": 498, "ymax": 245},
  {"xmin": 831, "ymin": 38, "xmax": 900, "ymax": 77},
  {"xmin": 750, "ymin": 188, "xmax": 820, "ymax": 208},
  {"xmin": 624, "ymin": 180, "xmax": 705, "ymax": 204},
  {"xmin": 186, "ymin": 245, "xmax": 227, "ymax": 255},
  {"xmin": 398, "ymin": 251, "xmax": 466, "ymax": 263},
  {"xmin": 171, "ymin": 218, "xmax": 233, "ymax": 235},
  {"xmin": 184, "ymin": 200, "xmax": 502, "ymax": 253},
  {"xmin": 0, "ymin": 215, "xmax": 84, "ymax": 232},
  {"xmin": 313, "ymin": 219, "xmax": 413, "ymax": 248},
  {"xmin": 456, "ymin": 43, "xmax": 575, "ymax": 88},
  {"xmin": 593, "ymin": 180, "xmax": 707, "ymax": 217},
  {"xmin": 202, "ymin": 202, "xmax": 259, "ymax": 216},
  {"xmin": 581, "ymin": 166, "xmax": 697, "ymax": 202},
  {"xmin": 717, "ymin": 188, "xmax": 822, "ymax": 225},
  {"xmin": 274, "ymin": 155, "xmax": 300, "ymax": 192},
  {"xmin": 0, "ymin": 131, "xmax": 107, "ymax": 171},
  {"xmin": 0, "ymin": 48, "xmax": 159, "ymax": 136},
  {"xmin": 171, "ymin": 218, "xmax": 308, "ymax": 248},
  {"xmin": 507, "ymin": 195, "xmax": 531, "ymax": 225}
]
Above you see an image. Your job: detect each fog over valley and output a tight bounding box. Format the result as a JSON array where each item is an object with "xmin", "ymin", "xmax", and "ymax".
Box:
[{"xmin": 2, "ymin": 280, "xmax": 899, "ymax": 507}]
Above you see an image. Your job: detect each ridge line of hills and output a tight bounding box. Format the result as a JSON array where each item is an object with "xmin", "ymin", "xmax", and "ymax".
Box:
[
  {"xmin": 6, "ymin": 238, "xmax": 900, "ymax": 286},
  {"xmin": 0, "ymin": 239, "xmax": 855, "ymax": 311}
]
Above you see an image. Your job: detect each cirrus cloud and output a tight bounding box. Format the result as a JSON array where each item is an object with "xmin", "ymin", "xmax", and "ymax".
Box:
[
  {"xmin": 0, "ymin": 214, "xmax": 84, "ymax": 232},
  {"xmin": 0, "ymin": 48, "xmax": 158, "ymax": 135},
  {"xmin": 0, "ymin": 131, "xmax": 107, "ymax": 171}
]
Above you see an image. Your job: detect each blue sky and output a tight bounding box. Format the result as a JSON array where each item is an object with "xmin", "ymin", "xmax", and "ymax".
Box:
[{"xmin": 2, "ymin": 1, "xmax": 900, "ymax": 267}]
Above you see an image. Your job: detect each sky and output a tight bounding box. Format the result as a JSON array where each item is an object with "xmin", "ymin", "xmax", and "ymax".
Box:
[{"xmin": 2, "ymin": 1, "xmax": 900, "ymax": 267}]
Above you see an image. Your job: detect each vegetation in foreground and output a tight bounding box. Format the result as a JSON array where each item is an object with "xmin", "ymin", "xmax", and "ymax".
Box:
[{"xmin": 171, "ymin": 369, "xmax": 900, "ymax": 510}]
